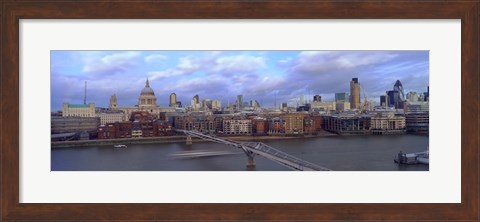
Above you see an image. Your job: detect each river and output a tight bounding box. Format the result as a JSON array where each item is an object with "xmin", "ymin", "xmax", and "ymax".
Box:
[{"xmin": 51, "ymin": 134, "xmax": 429, "ymax": 171}]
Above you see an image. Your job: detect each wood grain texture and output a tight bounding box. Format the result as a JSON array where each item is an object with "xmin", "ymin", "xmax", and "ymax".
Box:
[{"xmin": 1, "ymin": 0, "xmax": 479, "ymax": 221}]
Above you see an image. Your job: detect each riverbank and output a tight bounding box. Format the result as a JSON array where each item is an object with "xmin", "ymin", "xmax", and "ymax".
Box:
[{"xmin": 51, "ymin": 130, "xmax": 338, "ymax": 148}]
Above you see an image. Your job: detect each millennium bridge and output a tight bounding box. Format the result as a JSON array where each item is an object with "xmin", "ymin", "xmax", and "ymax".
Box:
[{"xmin": 178, "ymin": 130, "xmax": 331, "ymax": 171}]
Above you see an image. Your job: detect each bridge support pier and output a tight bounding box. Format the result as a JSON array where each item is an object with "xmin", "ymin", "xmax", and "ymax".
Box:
[
  {"xmin": 186, "ymin": 135, "xmax": 192, "ymax": 145},
  {"xmin": 246, "ymin": 156, "xmax": 256, "ymax": 171}
]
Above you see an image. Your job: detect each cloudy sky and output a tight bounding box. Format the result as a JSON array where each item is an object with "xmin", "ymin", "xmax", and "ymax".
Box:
[{"xmin": 51, "ymin": 50, "xmax": 429, "ymax": 111}]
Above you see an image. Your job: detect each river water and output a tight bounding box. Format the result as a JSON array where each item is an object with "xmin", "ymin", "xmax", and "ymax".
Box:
[{"xmin": 51, "ymin": 134, "xmax": 429, "ymax": 171}]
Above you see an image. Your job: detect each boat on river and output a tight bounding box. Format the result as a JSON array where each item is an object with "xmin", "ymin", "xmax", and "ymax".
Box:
[
  {"xmin": 394, "ymin": 150, "xmax": 429, "ymax": 165},
  {"xmin": 113, "ymin": 144, "xmax": 127, "ymax": 148}
]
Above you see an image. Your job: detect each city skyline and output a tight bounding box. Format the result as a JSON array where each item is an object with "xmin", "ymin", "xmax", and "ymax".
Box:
[{"xmin": 51, "ymin": 50, "xmax": 429, "ymax": 111}]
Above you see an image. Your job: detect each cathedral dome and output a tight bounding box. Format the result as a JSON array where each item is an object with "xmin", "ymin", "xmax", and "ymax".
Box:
[
  {"xmin": 138, "ymin": 78, "xmax": 157, "ymax": 108},
  {"xmin": 140, "ymin": 78, "xmax": 155, "ymax": 95}
]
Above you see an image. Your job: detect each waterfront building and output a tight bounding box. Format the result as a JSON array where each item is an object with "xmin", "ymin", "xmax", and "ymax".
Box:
[
  {"xmin": 303, "ymin": 114, "xmax": 318, "ymax": 134},
  {"xmin": 313, "ymin": 95, "xmax": 322, "ymax": 102},
  {"xmin": 285, "ymin": 113, "xmax": 304, "ymax": 135},
  {"xmin": 252, "ymin": 117, "xmax": 268, "ymax": 135},
  {"xmin": 174, "ymin": 115, "xmax": 215, "ymax": 133},
  {"xmin": 223, "ymin": 119, "xmax": 252, "ymax": 135},
  {"xmin": 312, "ymin": 114, "xmax": 323, "ymax": 131},
  {"xmin": 322, "ymin": 115, "xmax": 370, "ymax": 135},
  {"xmin": 268, "ymin": 116, "xmax": 285, "ymax": 134},
  {"xmin": 62, "ymin": 102, "xmax": 95, "ymax": 117},
  {"xmin": 51, "ymin": 116, "xmax": 100, "ymax": 135},
  {"xmin": 405, "ymin": 112, "xmax": 429, "ymax": 133},
  {"xmin": 370, "ymin": 112, "xmax": 406, "ymax": 135},
  {"xmin": 350, "ymin": 78, "xmax": 361, "ymax": 109}
]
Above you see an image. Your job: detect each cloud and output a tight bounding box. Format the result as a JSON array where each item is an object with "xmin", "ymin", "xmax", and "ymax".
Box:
[
  {"xmin": 144, "ymin": 54, "xmax": 168, "ymax": 64},
  {"xmin": 212, "ymin": 55, "xmax": 267, "ymax": 74},
  {"xmin": 82, "ymin": 51, "xmax": 141, "ymax": 75},
  {"xmin": 148, "ymin": 53, "xmax": 267, "ymax": 81}
]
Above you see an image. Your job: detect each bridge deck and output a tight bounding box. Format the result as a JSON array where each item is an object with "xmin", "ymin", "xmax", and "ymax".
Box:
[{"xmin": 180, "ymin": 130, "xmax": 331, "ymax": 171}]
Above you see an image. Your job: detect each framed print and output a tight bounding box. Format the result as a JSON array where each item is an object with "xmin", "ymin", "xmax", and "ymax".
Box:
[{"xmin": 1, "ymin": 1, "xmax": 478, "ymax": 221}]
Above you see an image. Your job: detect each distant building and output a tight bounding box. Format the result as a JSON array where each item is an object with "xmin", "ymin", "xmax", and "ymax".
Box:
[
  {"xmin": 62, "ymin": 102, "xmax": 95, "ymax": 117},
  {"xmin": 281, "ymin": 103, "xmax": 288, "ymax": 112},
  {"xmin": 394, "ymin": 80, "xmax": 405, "ymax": 101},
  {"xmin": 387, "ymin": 90, "xmax": 404, "ymax": 109},
  {"xmin": 313, "ymin": 95, "xmax": 322, "ymax": 102},
  {"xmin": 405, "ymin": 101, "xmax": 429, "ymax": 113},
  {"xmin": 169, "ymin": 93, "xmax": 177, "ymax": 107},
  {"xmin": 311, "ymin": 101, "xmax": 336, "ymax": 113},
  {"xmin": 212, "ymin": 100, "xmax": 221, "ymax": 110},
  {"xmin": 335, "ymin": 101, "xmax": 350, "ymax": 112},
  {"xmin": 380, "ymin": 94, "xmax": 389, "ymax": 108},
  {"xmin": 236, "ymin": 95, "xmax": 244, "ymax": 110},
  {"xmin": 406, "ymin": 92, "xmax": 419, "ymax": 102},
  {"xmin": 96, "ymin": 110, "xmax": 125, "ymax": 125},
  {"xmin": 335, "ymin": 92, "xmax": 348, "ymax": 102},
  {"xmin": 109, "ymin": 94, "xmax": 118, "ymax": 110},
  {"xmin": 250, "ymin": 100, "xmax": 260, "ymax": 108},
  {"xmin": 349, "ymin": 78, "xmax": 361, "ymax": 109}
]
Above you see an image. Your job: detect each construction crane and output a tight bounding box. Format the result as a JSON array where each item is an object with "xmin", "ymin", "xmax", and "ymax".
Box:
[{"xmin": 360, "ymin": 84, "xmax": 370, "ymax": 112}]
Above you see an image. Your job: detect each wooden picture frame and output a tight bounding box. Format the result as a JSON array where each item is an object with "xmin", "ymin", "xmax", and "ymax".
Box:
[{"xmin": 1, "ymin": 1, "xmax": 478, "ymax": 221}]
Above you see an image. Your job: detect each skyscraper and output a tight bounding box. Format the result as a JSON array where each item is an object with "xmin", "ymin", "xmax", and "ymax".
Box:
[
  {"xmin": 236, "ymin": 95, "xmax": 244, "ymax": 110},
  {"xmin": 380, "ymin": 94, "xmax": 389, "ymax": 108},
  {"xmin": 299, "ymin": 94, "xmax": 305, "ymax": 106},
  {"xmin": 313, "ymin": 95, "xmax": 321, "ymax": 102},
  {"xmin": 349, "ymin": 78, "xmax": 361, "ymax": 109},
  {"xmin": 193, "ymin": 94, "xmax": 200, "ymax": 104},
  {"xmin": 169, "ymin": 93, "xmax": 177, "ymax": 107},
  {"xmin": 394, "ymin": 80, "xmax": 405, "ymax": 101},
  {"xmin": 335, "ymin": 93, "xmax": 348, "ymax": 102}
]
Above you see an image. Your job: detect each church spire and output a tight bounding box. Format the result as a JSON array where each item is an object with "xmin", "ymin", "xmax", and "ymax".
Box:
[{"xmin": 146, "ymin": 77, "xmax": 150, "ymax": 87}]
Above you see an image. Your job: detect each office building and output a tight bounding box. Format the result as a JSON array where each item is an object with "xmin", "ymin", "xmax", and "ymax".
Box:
[
  {"xmin": 169, "ymin": 93, "xmax": 177, "ymax": 107},
  {"xmin": 349, "ymin": 78, "xmax": 361, "ymax": 109}
]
